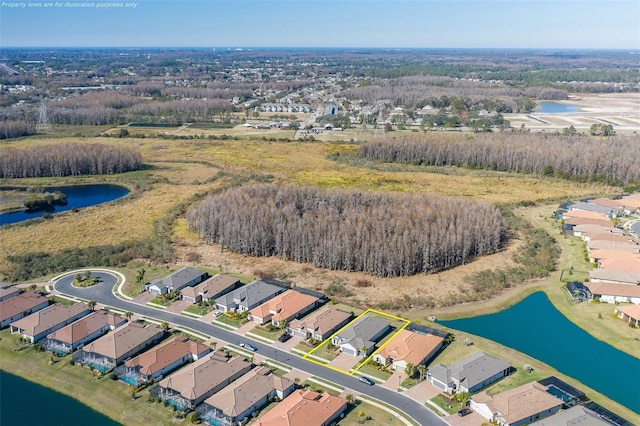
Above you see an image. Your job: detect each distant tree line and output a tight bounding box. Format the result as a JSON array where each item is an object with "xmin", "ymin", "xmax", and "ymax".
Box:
[
  {"xmin": 0, "ymin": 143, "xmax": 143, "ymax": 178},
  {"xmin": 357, "ymin": 134, "xmax": 640, "ymax": 186},
  {"xmin": 0, "ymin": 120, "xmax": 35, "ymax": 139},
  {"xmin": 188, "ymin": 184, "xmax": 504, "ymax": 277}
]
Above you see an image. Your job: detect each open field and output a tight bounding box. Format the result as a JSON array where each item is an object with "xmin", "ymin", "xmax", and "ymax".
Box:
[{"xmin": 505, "ymin": 93, "xmax": 640, "ymax": 135}]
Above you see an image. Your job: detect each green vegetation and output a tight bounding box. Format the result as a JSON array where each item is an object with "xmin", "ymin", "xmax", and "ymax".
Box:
[
  {"xmin": 72, "ymin": 271, "xmax": 99, "ymax": 287},
  {"xmin": 0, "ymin": 329, "xmax": 184, "ymax": 426}
]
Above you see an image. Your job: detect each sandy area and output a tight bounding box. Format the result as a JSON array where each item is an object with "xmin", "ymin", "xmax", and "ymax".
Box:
[{"xmin": 505, "ymin": 93, "xmax": 640, "ymax": 134}]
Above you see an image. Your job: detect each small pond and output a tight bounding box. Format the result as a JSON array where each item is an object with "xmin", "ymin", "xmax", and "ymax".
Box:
[
  {"xmin": 0, "ymin": 184, "xmax": 130, "ymax": 226},
  {"xmin": 535, "ymin": 102, "xmax": 581, "ymax": 114}
]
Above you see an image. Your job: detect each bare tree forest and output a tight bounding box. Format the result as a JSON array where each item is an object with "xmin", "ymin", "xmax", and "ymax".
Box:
[
  {"xmin": 0, "ymin": 120, "xmax": 35, "ymax": 140},
  {"xmin": 0, "ymin": 143, "xmax": 142, "ymax": 178},
  {"xmin": 357, "ymin": 133, "xmax": 640, "ymax": 186},
  {"xmin": 188, "ymin": 184, "xmax": 504, "ymax": 277}
]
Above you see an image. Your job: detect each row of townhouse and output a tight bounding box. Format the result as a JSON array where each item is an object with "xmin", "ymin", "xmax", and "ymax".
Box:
[{"xmin": 562, "ymin": 193, "xmax": 640, "ymax": 306}]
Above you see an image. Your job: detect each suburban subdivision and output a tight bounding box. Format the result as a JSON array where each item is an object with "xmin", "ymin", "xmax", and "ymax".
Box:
[{"xmin": 1, "ymin": 46, "xmax": 639, "ymax": 426}]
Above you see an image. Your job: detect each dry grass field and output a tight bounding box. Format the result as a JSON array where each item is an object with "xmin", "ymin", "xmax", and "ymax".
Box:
[{"xmin": 1, "ymin": 135, "xmax": 618, "ymax": 300}]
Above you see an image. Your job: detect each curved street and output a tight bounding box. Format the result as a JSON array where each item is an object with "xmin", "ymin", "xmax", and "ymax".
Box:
[{"xmin": 54, "ymin": 270, "xmax": 448, "ymax": 426}]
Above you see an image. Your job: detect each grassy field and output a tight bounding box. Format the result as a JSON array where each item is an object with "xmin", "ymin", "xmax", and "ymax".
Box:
[{"xmin": 0, "ymin": 329, "xmax": 184, "ymax": 426}]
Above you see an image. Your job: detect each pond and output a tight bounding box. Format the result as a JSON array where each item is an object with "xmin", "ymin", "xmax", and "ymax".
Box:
[
  {"xmin": 0, "ymin": 184, "xmax": 129, "ymax": 226},
  {"xmin": 440, "ymin": 291, "xmax": 640, "ymax": 413},
  {"xmin": 0, "ymin": 370, "xmax": 120, "ymax": 426},
  {"xmin": 535, "ymin": 102, "xmax": 581, "ymax": 114}
]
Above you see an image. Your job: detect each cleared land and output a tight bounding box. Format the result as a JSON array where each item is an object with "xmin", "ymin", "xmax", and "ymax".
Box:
[{"xmin": 506, "ymin": 93, "xmax": 640, "ymax": 134}]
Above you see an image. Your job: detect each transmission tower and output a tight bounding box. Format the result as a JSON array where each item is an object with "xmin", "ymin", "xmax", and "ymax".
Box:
[{"xmin": 36, "ymin": 99, "xmax": 53, "ymax": 134}]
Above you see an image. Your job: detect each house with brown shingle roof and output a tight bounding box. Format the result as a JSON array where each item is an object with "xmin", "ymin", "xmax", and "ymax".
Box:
[
  {"xmin": 287, "ymin": 307, "xmax": 353, "ymax": 341},
  {"xmin": 77, "ymin": 322, "xmax": 164, "ymax": 372},
  {"xmin": 199, "ymin": 366, "xmax": 295, "ymax": 425},
  {"xmin": 158, "ymin": 351, "xmax": 253, "ymax": 411},
  {"xmin": 250, "ymin": 289, "xmax": 321, "ymax": 327},
  {"xmin": 615, "ymin": 305, "xmax": 640, "ymax": 327},
  {"xmin": 254, "ymin": 389, "xmax": 348, "ymax": 426},
  {"xmin": 585, "ymin": 281, "xmax": 640, "ymax": 304},
  {"xmin": 180, "ymin": 274, "xmax": 242, "ymax": 304},
  {"xmin": 124, "ymin": 335, "xmax": 210, "ymax": 384},
  {"xmin": 589, "ymin": 268, "xmax": 640, "ymax": 286},
  {"xmin": 10, "ymin": 302, "xmax": 90, "ymax": 343},
  {"xmin": 372, "ymin": 329, "xmax": 444, "ymax": 372},
  {"xmin": 0, "ymin": 291, "xmax": 50, "ymax": 329},
  {"xmin": 470, "ymin": 382, "xmax": 563, "ymax": 426},
  {"xmin": 0, "ymin": 285, "xmax": 20, "ymax": 302},
  {"xmin": 43, "ymin": 310, "xmax": 127, "ymax": 355}
]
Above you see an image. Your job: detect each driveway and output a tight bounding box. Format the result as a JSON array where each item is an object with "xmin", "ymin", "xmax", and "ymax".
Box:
[
  {"xmin": 165, "ymin": 300, "xmax": 191, "ymax": 314},
  {"xmin": 329, "ymin": 352, "xmax": 358, "ymax": 373},
  {"xmin": 445, "ymin": 410, "xmax": 485, "ymax": 426},
  {"xmin": 133, "ymin": 291, "xmax": 155, "ymax": 304}
]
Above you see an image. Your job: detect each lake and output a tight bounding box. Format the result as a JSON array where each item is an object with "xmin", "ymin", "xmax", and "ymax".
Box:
[
  {"xmin": 535, "ymin": 102, "xmax": 580, "ymax": 114},
  {"xmin": 440, "ymin": 291, "xmax": 640, "ymax": 413},
  {"xmin": 0, "ymin": 370, "xmax": 120, "ymax": 426},
  {"xmin": 0, "ymin": 184, "xmax": 129, "ymax": 226}
]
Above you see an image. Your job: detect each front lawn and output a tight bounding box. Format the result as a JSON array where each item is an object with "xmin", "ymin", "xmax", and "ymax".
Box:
[
  {"xmin": 356, "ymin": 364, "xmax": 392, "ymax": 381},
  {"xmin": 249, "ymin": 325, "xmax": 286, "ymax": 340},
  {"xmin": 309, "ymin": 340, "xmax": 339, "ymax": 362},
  {"xmin": 184, "ymin": 304, "xmax": 213, "ymax": 316},
  {"xmin": 429, "ymin": 394, "xmax": 465, "ymax": 415}
]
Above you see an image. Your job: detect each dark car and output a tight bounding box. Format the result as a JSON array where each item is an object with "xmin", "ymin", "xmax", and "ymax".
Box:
[
  {"xmin": 458, "ymin": 408, "xmax": 472, "ymax": 417},
  {"xmin": 359, "ymin": 376, "xmax": 374, "ymax": 386},
  {"xmin": 278, "ymin": 333, "xmax": 292, "ymax": 343},
  {"xmin": 244, "ymin": 342, "xmax": 257, "ymax": 352}
]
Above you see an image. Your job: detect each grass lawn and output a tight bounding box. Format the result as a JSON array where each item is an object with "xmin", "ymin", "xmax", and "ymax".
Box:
[
  {"xmin": 429, "ymin": 394, "xmax": 465, "ymax": 414},
  {"xmin": 356, "ymin": 364, "xmax": 392, "ymax": 381},
  {"xmin": 308, "ymin": 340, "xmax": 339, "ymax": 362},
  {"xmin": 0, "ymin": 330, "xmax": 184, "ymax": 426},
  {"xmin": 293, "ymin": 341, "xmax": 317, "ymax": 354},
  {"xmin": 301, "ymin": 381, "xmax": 342, "ymax": 396},
  {"xmin": 183, "ymin": 304, "xmax": 213, "ymax": 316},
  {"xmin": 216, "ymin": 313, "xmax": 248, "ymax": 328},
  {"xmin": 352, "ymin": 398, "xmax": 421, "ymax": 426},
  {"xmin": 249, "ymin": 325, "xmax": 286, "ymax": 341}
]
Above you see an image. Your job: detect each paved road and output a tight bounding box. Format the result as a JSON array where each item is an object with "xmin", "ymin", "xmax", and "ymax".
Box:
[{"xmin": 55, "ymin": 271, "xmax": 448, "ymax": 426}]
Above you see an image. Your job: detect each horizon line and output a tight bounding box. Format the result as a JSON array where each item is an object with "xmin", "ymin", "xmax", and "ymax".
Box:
[{"xmin": 2, "ymin": 46, "xmax": 637, "ymax": 51}]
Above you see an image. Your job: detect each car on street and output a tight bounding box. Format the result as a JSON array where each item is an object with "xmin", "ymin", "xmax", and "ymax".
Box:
[
  {"xmin": 244, "ymin": 342, "xmax": 257, "ymax": 351},
  {"xmin": 278, "ymin": 333, "xmax": 292, "ymax": 343},
  {"xmin": 359, "ymin": 376, "xmax": 375, "ymax": 386},
  {"xmin": 458, "ymin": 408, "xmax": 472, "ymax": 417}
]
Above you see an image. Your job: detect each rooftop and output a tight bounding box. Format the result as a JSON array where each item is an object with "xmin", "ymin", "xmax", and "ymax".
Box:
[
  {"xmin": 0, "ymin": 291, "xmax": 49, "ymax": 323},
  {"xmin": 181, "ymin": 274, "xmax": 240, "ymax": 299},
  {"xmin": 254, "ymin": 389, "xmax": 347, "ymax": 426},
  {"xmin": 250, "ymin": 289, "xmax": 319, "ymax": 323},
  {"xmin": 83, "ymin": 322, "xmax": 164, "ymax": 359},
  {"xmin": 10, "ymin": 302, "xmax": 89, "ymax": 337},
  {"xmin": 375, "ymin": 329, "xmax": 444, "ymax": 366},
  {"xmin": 216, "ymin": 279, "xmax": 285, "ymax": 309},
  {"xmin": 47, "ymin": 310, "xmax": 126, "ymax": 344},
  {"xmin": 125, "ymin": 335, "xmax": 210, "ymax": 376}
]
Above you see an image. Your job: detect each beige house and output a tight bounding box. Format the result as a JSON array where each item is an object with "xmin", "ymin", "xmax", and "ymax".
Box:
[
  {"xmin": 77, "ymin": 322, "xmax": 165, "ymax": 372},
  {"xmin": 615, "ymin": 305, "xmax": 640, "ymax": 327},
  {"xmin": 471, "ymin": 382, "xmax": 563, "ymax": 426},
  {"xmin": 250, "ymin": 289, "xmax": 321, "ymax": 327},
  {"xmin": 287, "ymin": 307, "xmax": 353, "ymax": 341},
  {"xmin": 10, "ymin": 302, "xmax": 90, "ymax": 343},
  {"xmin": 43, "ymin": 310, "xmax": 127, "ymax": 355},
  {"xmin": 180, "ymin": 274, "xmax": 241, "ymax": 304},
  {"xmin": 199, "ymin": 366, "xmax": 295, "ymax": 425},
  {"xmin": 124, "ymin": 336, "xmax": 210, "ymax": 384},
  {"xmin": 372, "ymin": 329, "xmax": 444, "ymax": 371},
  {"xmin": 158, "ymin": 351, "xmax": 253, "ymax": 411},
  {"xmin": 254, "ymin": 389, "xmax": 347, "ymax": 426},
  {"xmin": 0, "ymin": 291, "xmax": 49, "ymax": 329}
]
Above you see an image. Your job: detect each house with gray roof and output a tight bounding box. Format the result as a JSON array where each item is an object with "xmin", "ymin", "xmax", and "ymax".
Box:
[
  {"xmin": 214, "ymin": 279, "xmax": 286, "ymax": 313},
  {"xmin": 146, "ymin": 267, "xmax": 209, "ymax": 295},
  {"xmin": 568, "ymin": 201, "xmax": 621, "ymax": 218},
  {"xmin": 331, "ymin": 315, "xmax": 390, "ymax": 357},
  {"xmin": 427, "ymin": 351, "xmax": 511, "ymax": 394},
  {"xmin": 529, "ymin": 405, "xmax": 616, "ymax": 426}
]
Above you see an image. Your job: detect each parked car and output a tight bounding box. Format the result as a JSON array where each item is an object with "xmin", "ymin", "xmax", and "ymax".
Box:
[
  {"xmin": 458, "ymin": 408, "xmax": 472, "ymax": 417},
  {"xmin": 278, "ymin": 333, "xmax": 292, "ymax": 343},
  {"xmin": 359, "ymin": 376, "xmax": 374, "ymax": 386},
  {"xmin": 213, "ymin": 310, "xmax": 222, "ymax": 318}
]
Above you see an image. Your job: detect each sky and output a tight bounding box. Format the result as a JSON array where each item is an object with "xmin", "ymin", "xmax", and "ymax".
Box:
[{"xmin": 1, "ymin": 0, "xmax": 639, "ymax": 49}]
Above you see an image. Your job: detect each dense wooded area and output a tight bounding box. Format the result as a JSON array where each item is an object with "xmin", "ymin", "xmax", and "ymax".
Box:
[
  {"xmin": 0, "ymin": 143, "xmax": 142, "ymax": 178},
  {"xmin": 357, "ymin": 134, "xmax": 640, "ymax": 186},
  {"xmin": 188, "ymin": 184, "xmax": 504, "ymax": 277}
]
